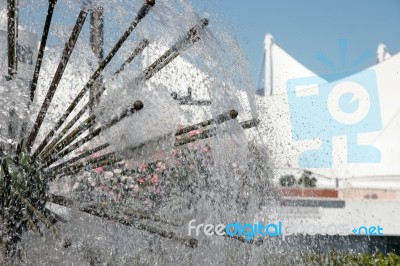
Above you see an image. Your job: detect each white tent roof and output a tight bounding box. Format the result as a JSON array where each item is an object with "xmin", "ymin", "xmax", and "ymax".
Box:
[
  {"xmin": 263, "ymin": 34, "xmax": 326, "ymax": 95},
  {"xmin": 253, "ymin": 36, "xmax": 400, "ymax": 185}
]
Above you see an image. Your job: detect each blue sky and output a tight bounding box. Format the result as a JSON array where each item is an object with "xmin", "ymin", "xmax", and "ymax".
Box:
[
  {"xmin": 191, "ymin": 0, "xmax": 400, "ymax": 87},
  {"xmin": 14, "ymin": 0, "xmax": 400, "ymax": 88}
]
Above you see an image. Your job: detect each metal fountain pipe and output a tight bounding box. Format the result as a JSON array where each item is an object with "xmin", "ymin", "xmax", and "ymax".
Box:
[
  {"xmin": 89, "ymin": 5, "xmax": 104, "ymax": 123},
  {"xmin": 52, "ymin": 151, "xmax": 120, "ymax": 178},
  {"xmin": 7, "ymin": 0, "xmax": 18, "ymax": 79},
  {"xmin": 35, "ymin": 17, "xmax": 207, "ymax": 160},
  {"xmin": 31, "ymin": 0, "xmax": 156, "ymax": 158},
  {"xmin": 143, "ymin": 18, "xmax": 209, "ymax": 80},
  {"xmin": 175, "ymin": 118, "xmax": 260, "ymax": 147},
  {"xmin": 30, "ymin": 0, "xmax": 58, "ymax": 101},
  {"xmin": 40, "ymin": 100, "xmax": 143, "ymax": 162},
  {"xmin": 114, "ymin": 39, "xmax": 149, "ymax": 75},
  {"xmin": 45, "ymin": 143, "xmax": 110, "ymax": 174},
  {"xmin": 25, "ymin": 9, "xmax": 89, "ymax": 152},
  {"xmin": 77, "ymin": 203, "xmax": 198, "ymax": 248},
  {"xmin": 37, "ymin": 39, "xmax": 149, "ymax": 159},
  {"xmin": 176, "ymin": 109, "xmax": 238, "ymax": 136},
  {"xmin": 42, "ymin": 101, "xmax": 144, "ymax": 168},
  {"xmin": 39, "ymin": 115, "xmax": 97, "ymax": 161},
  {"xmin": 36, "ymin": 16, "xmax": 207, "ymax": 162}
]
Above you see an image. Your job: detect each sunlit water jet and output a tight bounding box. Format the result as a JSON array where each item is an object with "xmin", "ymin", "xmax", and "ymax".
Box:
[{"xmin": 0, "ymin": 0, "xmax": 276, "ymax": 265}]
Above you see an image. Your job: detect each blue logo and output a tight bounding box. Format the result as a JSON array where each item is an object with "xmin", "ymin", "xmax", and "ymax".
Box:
[
  {"xmin": 286, "ymin": 41, "xmax": 382, "ymax": 168},
  {"xmin": 225, "ymin": 221, "xmax": 283, "ymax": 241},
  {"xmin": 352, "ymin": 225, "xmax": 384, "ymax": 236}
]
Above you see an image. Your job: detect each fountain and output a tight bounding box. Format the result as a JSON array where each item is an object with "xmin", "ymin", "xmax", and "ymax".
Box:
[{"xmin": 0, "ymin": 0, "xmax": 267, "ymax": 264}]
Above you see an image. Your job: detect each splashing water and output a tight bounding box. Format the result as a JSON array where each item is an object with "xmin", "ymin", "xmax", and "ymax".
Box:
[{"xmin": 0, "ymin": 0, "xmax": 278, "ymax": 265}]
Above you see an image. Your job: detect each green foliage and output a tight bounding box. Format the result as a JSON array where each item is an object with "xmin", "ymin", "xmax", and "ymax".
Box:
[
  {"xmin": 279, "ymin": 170, "xmax": 317, "ymax": 188},
  {"xmin": 280, "ymin": 175, "xmax": 296, "ymax": 187},
  {"xmin": 304, "ymin": 252, "xmax": 400, "ymax": 266},
  {"xmin": 298, "ymin": 170, "xmax": 317, "ymax": 188}
]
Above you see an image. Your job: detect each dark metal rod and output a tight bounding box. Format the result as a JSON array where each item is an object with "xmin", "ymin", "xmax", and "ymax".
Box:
[
  {"xmin": 175, "ymin": 119, "xmax": 260, "ymax": 147},
  {"xmin": 89, "ymin": 6, "xmax": 104, "ymax": 123},
  {"xmin": 30, "ymin": 0, "xmax": 58, "ymax": 101},
  {"xmin": 114, "ymin": 39, "xmax": 149, "ymax": 75},
  {"xmin": 240, "ymin": 119, "xmax": 261, "ymax": 129},
  {"xmin": 144, "ymin": 51, "xmax": 179, "ymax": 80},
  {"xmin": 90, "ymin": 6, "xmax": 104, "ymax": 60},
  {"xmin": 13, "ymin": 190, "xmax": 61, "ymax": 239},
  {"xmin": 37, "ymin": 38, "xmax": 149, "ymax": 159},
  {"xmin": 53, "ymin": 152, "xmax": 120, "ymax": 178},
  {"xmin": 43, "ymin": 101, "xmax": 143, "ymax": 167},
  {"xmin": 45, "ymin": 143, "xmax": 110, "ymax": 174},
  {"xmin": 78, "ymin": 205, "xmax": 198, "ymax": 248},
  {"xmin": 43, "ymin": 127, "xmax": 102, "ymax": 168},
  {"xmin": 143, "ymin": 18, "xmax": 209, "ymax": 80},
  {"xmin": 25, "ymin": 10, "xmax": 88, "ymax": 152},
  {"xmin": 36, "ymin": 16, "xmax": 207, "ymax": 164},
  {"xmin": 40, "ymin": 115, "xmax": 96, "ymax": 161},
  {"xmin": 7, "ymin": 0, "xmax": 18, "ymax": 79},
  {"xmin": 47, "ymin": 195, "xmax": 182, "ymax": 226},
  {"xmin": 47, "ymin": 194, "xmax": 75, "ymax": 207},
  {"xmin": 1, "ymin": 160, "xmax": 11, "ymax": 257},
  {"xmin": 31, "ymin": 0, "xmax": 155, "ymax": 158},
  {"xmin": 33, "ymin": 102, "xmax": 90, "ymax": 159},
  {"xmin": 176, "ymin": 110, "xmax": 238, "ymax": 136},
  {"xmin": 58, "ymin": 157, "xmax": 122, "ymax": 178}
]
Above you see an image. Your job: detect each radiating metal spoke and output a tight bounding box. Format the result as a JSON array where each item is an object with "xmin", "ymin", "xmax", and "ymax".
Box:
[
  {"xmin": 79, "ymin": 204, "xmax": 197, "ymax": 248},
  {"xmin": 41, "ymin": 101, "xmax": 143, "ymax": 167},
  {"xmin": 30, "ymin": 0, "xmax": 58, "ymax": 101},
  {"xmin": 7, "ymin": 0, "xmax": 18, "ymax": 79},
  {"xmin": 31, "ymin": 0, "xmax": 156, "ymax": 159},
  {"xmin": 45, "ymin": 143, "xmax": 110, "ymax": 175},
  {"xmin": 176, "ymin": 110, "xmax": 238, "ymax": 136},
  {"xmin": 175, "ymin": 119, "xmax": 260, "ymax": 147},
  {"xmin": 13, "ymin": 190, "xmax": 61, "ymax": 239},
  {"xmin": 33, "ymin": 17, "xmax": 208, "ymax": 162},
  {"xmin": 26, "ymin": 9, "xmax": 89, "ymax": 152}
]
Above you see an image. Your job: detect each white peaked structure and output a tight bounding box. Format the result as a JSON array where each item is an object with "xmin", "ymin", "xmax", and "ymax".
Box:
[
  {"xmin": 263, "ymin": 34, "xmax": 325, "ymax": 96},
  {"xmin": 258, "ymin": 34, "xmax": 400, "ymax": 186},
  {"xmin": 256, "ymin": 34, "xmax": 400, "ymax": 237}
]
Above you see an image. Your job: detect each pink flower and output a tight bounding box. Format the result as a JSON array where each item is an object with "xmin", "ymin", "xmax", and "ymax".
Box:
[
  {"xmin": 139, "ymin": 162, "xmax": 148, "ymax": 172},
  {"xmin": 133, "ymin": 184, "xmax": 139, "ymax": 192},
  {"xmin": 150, "ymin": 175, "xmax": 160, "ymax": 185},
  {"xmin": 188, "ymin": 129, "xmax": 202, "ymax": 137},
  {"xmin": 138, "ymin": 178, "xmax": 146, "ymax": 184},
  {"xmin": 156, "ymin": 161, "xmax": 166, "ymax": 172},
  {"xmin": 94, "ymin": 166, "xmax": 104, "ymax": 174}
]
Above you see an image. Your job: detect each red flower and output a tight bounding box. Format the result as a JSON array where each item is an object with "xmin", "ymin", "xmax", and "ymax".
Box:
[
  {"xmin": 150, "ymin": 175, "xmax": 160, "ymax": 185},
  {"xmin": 138, "ymin": 178, "xmax": 146, "ymax": 184},
  {"xmin": 94, "ymin": 166, "xmax": 104, "ymax": 174}
]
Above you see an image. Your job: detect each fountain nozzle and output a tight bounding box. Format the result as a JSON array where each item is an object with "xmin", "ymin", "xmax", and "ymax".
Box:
[
  {"xmin": 229, "ymin": 109, "xmax": 239, "ymax": 119},
  {"xmin": 133, "ymin": 100, "xmax": 144, "ymax": 111},
  {"xmin": 146, "ymin": 0, "xmax": 156, "ymax": 6}
]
